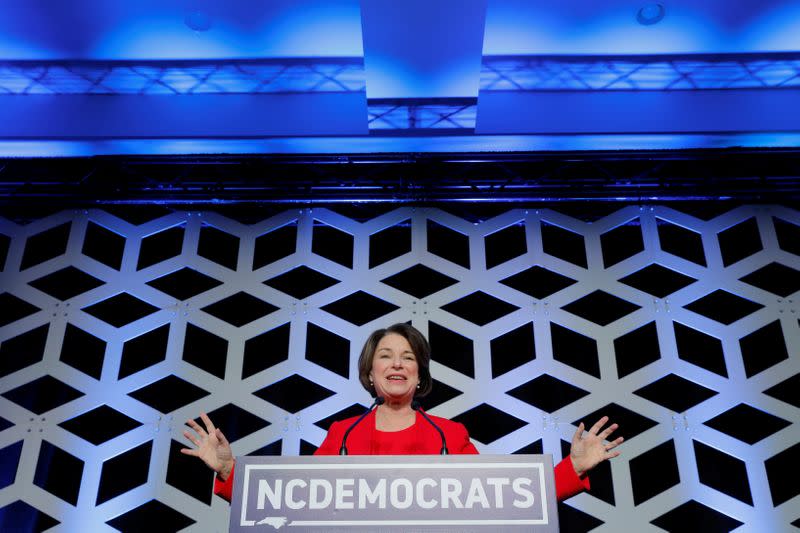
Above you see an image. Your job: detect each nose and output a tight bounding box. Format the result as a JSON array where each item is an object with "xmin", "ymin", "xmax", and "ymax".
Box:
[{"xmin": 391, "ymin": 355, "xmax": 404, "ymax": 368}]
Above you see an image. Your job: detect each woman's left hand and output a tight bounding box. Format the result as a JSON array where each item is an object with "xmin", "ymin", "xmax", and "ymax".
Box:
[{"xmin": 569, "ymin": 416, "xmax": 623, "ymax": 477}]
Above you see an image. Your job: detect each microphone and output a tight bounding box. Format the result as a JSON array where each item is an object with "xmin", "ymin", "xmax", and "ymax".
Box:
[
  {"xmin": 340, "ymin": 396, "xmax": 384, "ymax": 455},
  {"xmin": 411, "ymin": 400, "xmax": 448, "ymax": 455}
]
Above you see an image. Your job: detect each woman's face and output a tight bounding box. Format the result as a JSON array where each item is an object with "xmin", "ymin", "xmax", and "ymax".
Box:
[{"xmin": 369, "ymin": 333, "xmax": 419, "ymax": 404}]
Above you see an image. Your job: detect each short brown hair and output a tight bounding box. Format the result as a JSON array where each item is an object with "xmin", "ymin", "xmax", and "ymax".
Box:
[{"xmin": 358, "ymin": 323, "xmax": 433, "ymax": 398}]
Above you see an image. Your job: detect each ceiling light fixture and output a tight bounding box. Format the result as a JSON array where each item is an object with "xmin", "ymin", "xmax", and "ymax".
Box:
[
  {"xmin": 637, "ymin": 3, "xmax": 666, "ymax": 26},
  {"xmin": 185, "ymin": 10, "xmax": 212, "ymax": 32}
]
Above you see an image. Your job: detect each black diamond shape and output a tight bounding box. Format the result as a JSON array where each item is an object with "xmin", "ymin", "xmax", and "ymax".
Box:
[
  {"xmin": 370, "ymin": 220, "xmax": 411, "ymax": 268},
  {"xmin": 0, "ymin": 293, "xmax": 41, "ymax": 327},
  {"xmin": 429, "ymin": 322, "xmax": 474, "ymax": 378},
  {"xmin": 254, "ymin": 374, "xmax": 336, "ymax": 413},
  {"xmin": 630, "ymin": 439, "xmax": 680, "ymax": 505},
  {"xmin": 82, "ymin": 221, "xmax": 126, "ymax": 270},
  {"xmin": 0, "ymin": 500, "xmax": 59, "ymax": 531},
  {"xmin": 694, "ymin": 440, "xmax": 752, "ymax": 505},
  {"xmin": 106, "ymin": 500, "xmax": 194, "ymax": 531},
  {"xmin": 573, "ymin": 403, "xmax": 658, "ymax": 442},
  {"xmin": 137, "ymin": 225, "xmax": 184, "ymax": 270},
  {"xmin": 2, "ymin": 375, "xmax": 84, "ymax": 414},
  {"xmin": 119, "ymin": 324, "xmax": 169, "ymax": 379},
  {"xmin": 499, "ymin": 266, "xmax": 577, "ymax": 299},
  {"xmin": 601, "ymin": 220, "xmax": 645, "ymax": 268},
  {"xmin": 674, "ymin": 322, "xmax": 727, "ymax": 377},
  {"xmin": 312, "ymin": 223, "xmax": 354, "ymax": 268},
  {"xmin": 249, "ymin": 440, "xmax": 283, "ymax": 456},
  {"xmin": 305, "ymin": 323, "xmax": 350, "ymax": 378},
  {"xmin": 421, "ymin": 378, "xmax": 462, "ymax": 410},
  {"xmin": 381, "ymin": 264, "xmax": 458, "ymax": 299},
  {"xmin": 59, "ymin": 405, "xmax": 142, "ymax": 445},
  {"xmin": 198, "ymin": 224, "xmax": 240, "ymax": 270},
  {"xmin": 441, "ymin": 291, "xmax": 520, "ymax": 326},
  {"xmin": 34, "ymin": 441, "xmax": 84, "ymax": 505},
  {"xmin": 0, "ymin": 416, "xmax": 13, "ymax": 432},
  {"xmin": 765, "ymin": 442, "xmax": 800, "ymax": 506},
  {"xmin": 763, "ymin": 372, "xmax": 800, "ymax": 408},
  {"xmin": 451, "ymin": 403, "xmax": 526, "ymax": 444},
  {"xmin": 82, "ymin": 293, "xmax": 159, "ymax": 328},
  {"xmin": 0, "ymin": 324, "xmax": 49, "ymax": 378},
  {"xmin": 507, "ymin": 374, "xmax": 590, "ymax": 413},
  {"xmin": 243, "ymin": 323, "xmax": 290, "ymax": 379},
  {"xmin": 128, "ymin": 375, "xmax": 210, "ymax": 414},
  {"xmin": 562, "ymin": 290, "xmax": 641, "ymax": 326},
  {"xmin": 490, "ymin": 322, "xmax": 535, "ymax": 378},
  {"xmin": 542, "ymin": 222, "xmax": 587, "ymax": 268},
  {"xmin": 59, "ymin": 324, "xmax": 106, "ymax": 380},
  {"xmin": 321, "ymin": 291, "xmax": 400, "ymax": 326},
  {"xmin": 0, "ymin": 233, "xmax": 9, "ymax": 271},
  {"xmin": 21, "ymin": 222, "xmax": 71, "ymax": 270},
  {"xmin": 427, "ymin": 220, "xmax": 470, "ymax": 268},
  {"xmin": 657, "ymin": 219, "xmax": 706, "ymax": 266},
  {"xmin": 264, "ymin": 266, "xmax": 340, "ymax": 300},
  {"xmin": 193, "ymin": 403, "xmax": 271, "ymax": 442},
  {"xmin": 29, "ymin": 266, "xmax": 105, "ymax": 301},
  {"xmin": 551, "ymin": 323, "xmax": 600, "ymax": 378},
  {"xmin": 684, "ymin": 290, "xmax": 764, "ymax": 325},
  {"xmin": 740, "ymin": 320, "xmax": 788, "ymax": 378},
  {"xmin": 651, "ymin": 499, "xmax": 743, "ymax": 532},
  {"xmin": 0, "ymin": 441, "xmax": 22, "ymax": 490},
  {"xmin": 703, "ymin": 403, "xmax": 790, "ymax": 445},
  {"xmin": 774, "ymin": 216, "xmax": 800, "ymax": 256},
  {"xmin": 315, "ymin": 403, "xmax": 371, "ymax": 432},
  {"xmin": 202, "ymin": 292, "xmax": 278, "ymax": 327},
  {"xmin": 633, "ymin": 374, "xmax": 717, "ymax": 413},
  {"xmin": 182, "ymin": 323, "xmax": 228, "ymax": 379},
  {"xmin": 619, "ymin": 264, "xmax": 696, "ymax": 298},
  {"xmin": 739, "ymin": 262, "xmax": 800, "ymax": 297},
  {"xmin": 97, "ymin": 441, "xmax": 152, "ymax": 504},
  {"xmin": 167, "ymin": 439, "xmax": 215, "ymax": 504},
  {"xmin": 718, "ymin": 217, "xmax": 762, "ymax": 267},
  {"xmin": 253, "ymin": 223, "xmax": 297, "ymax": 270},
  {"xmin": 614, "ymin": 322, "xmax": 661, "ymax": 378},
  {"xmin": 485, "ymin": 223, "xmax": 527, "ymax": 269},
  {"xmin": 146, "ymin": 268, "xmax": 223, "ymax": 300},
  {"xmin": 558, "ymin": 502, "xmax": 604, "ymax": 532}
]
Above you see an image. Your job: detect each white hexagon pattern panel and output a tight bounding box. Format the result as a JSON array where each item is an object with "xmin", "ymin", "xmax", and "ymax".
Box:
[{"xmin": 0, "ymin": 205, "xmax": 798, "ymax": 532}]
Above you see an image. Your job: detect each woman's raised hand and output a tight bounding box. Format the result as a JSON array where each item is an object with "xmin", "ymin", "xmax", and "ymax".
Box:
[
  {"xmin": 569, "ymin": 416, "xmax": 623, "ymax": 477},
  {"xmin": 180, "ymin": 412, "xmax": 235, "ymax": 481}
]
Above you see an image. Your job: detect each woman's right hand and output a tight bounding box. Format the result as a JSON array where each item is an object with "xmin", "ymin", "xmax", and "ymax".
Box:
[{"xmin": 180, "ymin": 412, "xmax": 234, "ymax": 481}]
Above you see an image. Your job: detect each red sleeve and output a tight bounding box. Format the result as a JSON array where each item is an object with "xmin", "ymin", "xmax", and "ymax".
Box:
[
  {"xmin": 553, "ymin": 456, "xmax": 590, "ymax": 501},
  {"xmin": 314, "ymin": 421, "xmax": 343, "ymax": 456},
  {"xmin": 450, "ymin": 422, "xmax": 478, "ymax": 454},
  {"xmin": 213, "ymin": 461, "xmax": 235, "ymax": 502}
]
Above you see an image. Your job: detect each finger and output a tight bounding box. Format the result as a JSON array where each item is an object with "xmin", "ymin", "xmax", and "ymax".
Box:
[
  {"xmin": 606, "ymin": 450, "xmax": 621, "ymax": 459},
  {"xmin": 186, "ymin": 418, "xmax": 207, "ymax": 437},
  {"xmin": 598, "ymin": 423, "xmax": 619, "ymax": 440},
  {"xmin": 183, "ymin": 431, "xmax": 200, "ymax": 447},
  {"xmin": 588, "ymin": 416, "xmax": 609, "ymax": 435},
  {"xmin": 180, "ymin": 447, "xmax": 199, "ymax": 457},
  {"xmin": 216, "ymin": 428, "xmax": 230, "ymax": 447},
  {"xmin": 200, "ymin": 412, "xmax": 216, "ymax": 435},
  {"xmin": 571, "ymin": 422, "xmax": 585, "ymax": 447},
  {"xmin": 607, "ymin": 436, "xmax": 624, "ymax": 449}
]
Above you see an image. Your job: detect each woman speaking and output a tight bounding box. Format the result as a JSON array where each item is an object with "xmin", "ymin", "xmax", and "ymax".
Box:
[{"xmin": 182, "ymin": 323, "xmax": 623, "ymax": 502}]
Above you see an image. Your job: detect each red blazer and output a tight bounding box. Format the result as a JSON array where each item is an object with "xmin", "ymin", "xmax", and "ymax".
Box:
[{"xmin": 214, "ymin": 410, "xmax": 589, "ymax": 502}]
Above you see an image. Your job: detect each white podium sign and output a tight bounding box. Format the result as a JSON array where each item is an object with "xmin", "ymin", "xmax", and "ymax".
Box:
[{"xmin": 229, "ymin": 455, "xmax": 559, "ymax": 532}]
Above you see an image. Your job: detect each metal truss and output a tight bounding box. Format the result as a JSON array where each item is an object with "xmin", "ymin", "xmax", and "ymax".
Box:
[
  {"xmin": 481, "ymin": 53, "xmax": 800, "ymax": 91},
  {"xmin": 0, "ymin": 58, "xmax": 365, "ymax": 95},
  {"xmin": 368, "ymin": 98, "xmax": 477, "ymax": 130},
  {"xmin": 1, "ymin": 149, "xmax": 799, "ymax": 204}
]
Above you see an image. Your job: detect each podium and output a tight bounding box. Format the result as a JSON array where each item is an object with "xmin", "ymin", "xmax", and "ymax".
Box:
[{"xmin": 230, "ymin": 455, "xmax": 559, "ymax": 532}]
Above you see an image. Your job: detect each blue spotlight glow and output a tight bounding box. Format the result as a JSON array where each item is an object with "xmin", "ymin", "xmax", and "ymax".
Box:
[{"xmin": 637, "ymin": 4, "xmax": 666, "ymax": 26}]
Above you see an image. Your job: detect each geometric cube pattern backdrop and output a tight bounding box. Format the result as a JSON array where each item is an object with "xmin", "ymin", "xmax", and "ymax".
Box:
[{"xmin": 0, "ymin": 204, "xmax": 798, "ymax": 532}]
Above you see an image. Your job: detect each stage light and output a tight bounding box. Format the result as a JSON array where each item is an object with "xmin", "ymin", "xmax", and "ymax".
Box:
[
  {"xmin": 184, "ymin": 10, "xmax": 212, "ymax": 32},
  {"xmin": 637, "ymin": 3, "xmax": 666, "ymax": 26}
]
